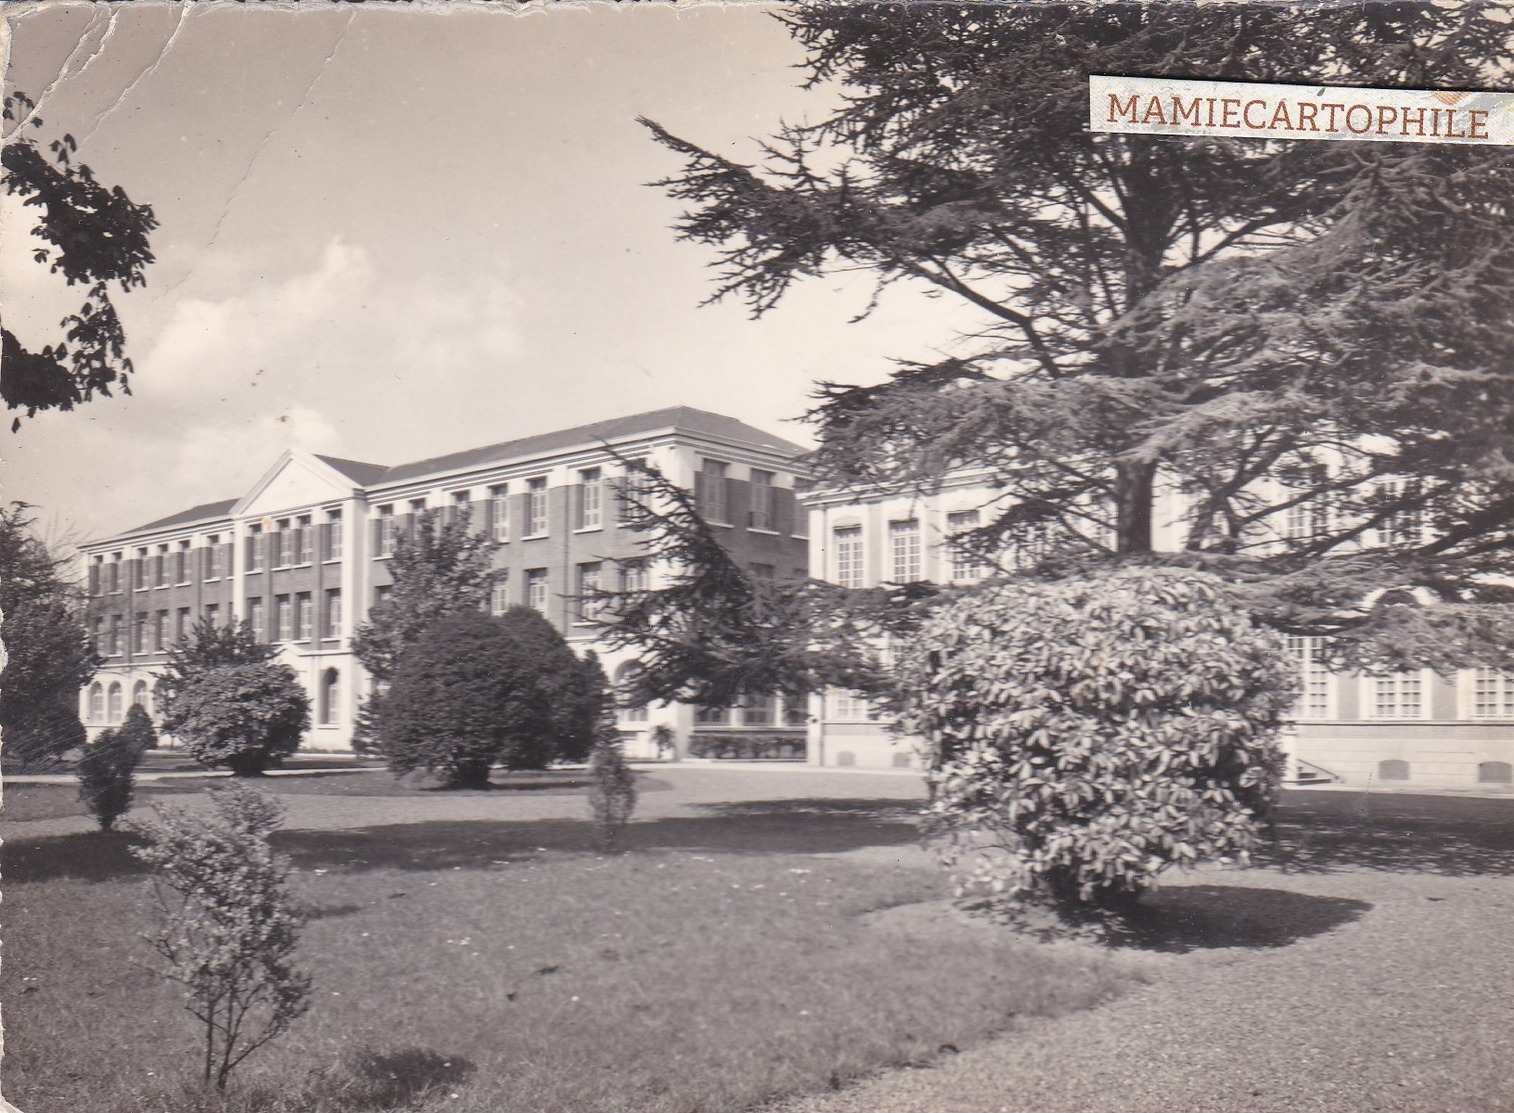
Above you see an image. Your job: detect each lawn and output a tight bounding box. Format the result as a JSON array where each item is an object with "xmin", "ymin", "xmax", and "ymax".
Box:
[{"xmin": 1, "ymin": 770, "xmax": 1134, "ymax": 1113}]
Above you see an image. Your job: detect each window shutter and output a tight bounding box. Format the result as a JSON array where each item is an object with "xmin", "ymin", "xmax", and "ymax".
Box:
[
  {"xmin": 774, "ymin": 488, "xmax": 796, "ymax": 536},
  {"xmin": 693, "ymin": 471, "xmax": 711, "ymax": 517},
  {"xmin": 725, "ymin": 477, "xmax": 749, "ymax": 530}
]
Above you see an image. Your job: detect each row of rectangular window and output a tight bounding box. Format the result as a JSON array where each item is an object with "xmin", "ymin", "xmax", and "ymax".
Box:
[
  {"xmin": 91, "ymin": 516, "xmax": 347, "ymax": 591},
  {"xmin": 93, "ymin": 590, "xmax": 344, "ymax": 654},
  {"xmin": 479, "ymin": 560, "xmax": 650, "ymax": 622}
]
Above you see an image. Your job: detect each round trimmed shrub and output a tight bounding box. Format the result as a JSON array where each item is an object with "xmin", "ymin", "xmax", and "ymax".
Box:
[{"xmin": 896, "ymin": 566, "xmax": 1297, "ymax": 925}]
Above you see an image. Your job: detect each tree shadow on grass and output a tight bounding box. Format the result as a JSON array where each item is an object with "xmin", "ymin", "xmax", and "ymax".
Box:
[
  {"xmin": 1113, "ymin": 885, "xmax": 1372, "ymax": 953},
  {"xmin": 1259, "ymin": 791, "xmax": 1514, "ymax": 876},
  {"xmin": 3, "ymin": 798, "xmax": 922, "ymax": 884},
  {"xmin": 344, "ymin": 1048, "xmax": 475, "ymax": 1109}
]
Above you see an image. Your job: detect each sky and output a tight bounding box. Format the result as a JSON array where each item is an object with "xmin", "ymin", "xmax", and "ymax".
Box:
[{"xmin": 1, "ymin": 2, "xmax": 980, "ymax": 544}]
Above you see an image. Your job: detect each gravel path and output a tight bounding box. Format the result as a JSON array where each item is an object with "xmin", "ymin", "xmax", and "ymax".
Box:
[{"xmin": 777, "ymin": 864, "xmax": 1514, "ymax": 1113}]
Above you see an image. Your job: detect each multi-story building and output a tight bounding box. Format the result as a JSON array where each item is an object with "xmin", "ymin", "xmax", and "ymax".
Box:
[
  {"xmin": 802, "ymin": 474, "xmax": 1514, "ymax": 790},
  {"xmin": 79, "ymin": 407, "xmax": 811, "ymax": 758}
]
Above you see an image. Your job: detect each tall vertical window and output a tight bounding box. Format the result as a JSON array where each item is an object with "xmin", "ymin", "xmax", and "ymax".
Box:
[
  {"xmin": 107, "ymin": 556, "xmax": 121, "ymax": 593},
  {"xmin": 1287, "ymin": 636, "xmax": 1331, "ymax": 719},
  {"xmin": 616, "ymin": 662, "xmax": 649, "ymax": 723},
  {"xmin": 749, "ymin": 469, "xmax": 775, "ymax": 530},
  {"xmin": 295, "ymin": 592, "xmax": 313, "ymax": 640},
  {"xmin": 107, "ymin": 683, "xmax": 123, "ymax": 723},
  {"xmin": 324, "ymin": 589, "xmax": 342, "ymax": 638},
  {"xmin": 89, "ymin": 683, "xmax": 105, "ymax": 722},
  {"xmin": 1372, "ymin": 478, "xmax": 1424, "ymax": 547},
  {"xmin": 176, "ymin": 540, "xmax": 191, "ymax": 583},
  {"xmin": 135, "ymin": 548, "xmax": 149, "ymax": 589},
  {"xmin": 90, "ymin": 617, "xmax": 103, "ymax": 653},
  {"xmin": 155, "ymin": 545, "xmax": 169, "ymax": 587},
  {"xmin": 377, "ymin": 506, "xmax": 396, "ymax": 557},
  {"xmin": 248, "ymin": 526, "xmax": 265, "ymax": 571},
  {"xmin": 154, "ymin": 610, "xmax": 169, "ymax": 650},
  {"xmin": 490, "ymin": 485, "xmax": 510, "ymax": 541},
  {"xmin": 247, "ymin": 598, "xmax": 265, "ymax": 641},
  {"xmin": 527, "ymin": 478, "xmax": 549, "ymax": 535},
  {"xmin": 577, "ymin": 468, "xmax": 603, "ymax": 530},
  {"xmin": 450, "ymin": 490, "xmax": 472, "ymax": 526},
  {"xmin": 176, "ymin": 607, "xmax": 191, "ymax": 644},
  {"xmin": 108, "ymin": 614, "xmax": 122, "ymax": 655},
  {"xmin": 526, "ymin": 568, "xmax": 549, "ymax": 613},
  {"xmin": 325, "ymin": 510, "xmax": 343, "ymax": 561},
  {"xmin": 577, "ymin": 562, "xmax": 603, "ymax": 622},
  {"xmin": 133, "ymin": 680, "xmax": 149, "ymax": 710},
  {"xmin": 90, "ymin": 556, "xmax": 102, "ymax": 594},
  {"xmin": 320, "ymin": 669, "xmax": 340, "ymax": 726},
  {"xmin": 889, "ymin": 519, "xmax": 922, "ymax": 582},
  {"xmin": 490, "ymin": 576, "xmax": 511, "ymax": 617},
  {"xmin": 620, "ymin": 559, "xmax": 649, "ymax": 593},
  {"xmin": 947, "ymin": 510, "xmax": 987, "ymax": 581},
  {"xmin": 205, "ymin": 603, "xmax": 220, "ymax": 627},
  {"xmin": 296, "ymin": 516, "xmax": 313, "ymax": 563},
  {"xmin": 270, "ymin": 522, "xmax": 288, "ymax": 568},
  {"xmin": 1472, "ymin": 670, "xmax": 1514, "ymax": 720},
  {"xmin": 204, "ymin": 535, "xmax": 221, "ymax": 579},
  {"xmin": 699, "ymin": 460, "xmax": 729, "ymax": 523},
  {"xmin": 619, "ymin": 460, "xmax": 649, "ymax": 524},
  {"xmin": 133, "ymin": 613, "xmax": 148, "ymax": 654},
  {"xmin": 276, "ymin": 595, "xmax": 293, "ymax": 642},
  {"xmin": 1284, "ymin": 464, "xmax": 1330, "ymax": 540},
  {"xmin": 1372, "ymin": 672, "xmax": 1423, "ymax": 719},
  {"xmin": 834, "ymin": 526, "xmax": 864, "ymax": 588}
]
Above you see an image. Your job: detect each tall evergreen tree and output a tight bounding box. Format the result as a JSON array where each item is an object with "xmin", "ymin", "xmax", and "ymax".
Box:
[
  {"xmin": 643, "ymin": 4, "xmax": 1514, "ymax": 673},
  {"xmin": 0, "ymin": 502, "xmax": 96, "ymax": 770}
]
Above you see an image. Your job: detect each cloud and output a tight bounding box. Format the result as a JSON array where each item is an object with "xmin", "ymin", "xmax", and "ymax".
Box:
[{"xmin": 6, "ymin": 235, "xmax": 528, "ymax": 538}]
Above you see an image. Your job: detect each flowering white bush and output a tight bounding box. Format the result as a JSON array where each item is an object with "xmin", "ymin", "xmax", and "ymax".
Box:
[
  {"xmin": 897, "ymin": 566, "xmax": 1297, "ymax": 927},
  {"xmin": 131, "ymin": 783, "xmax": 311, "ymax": 1090}
]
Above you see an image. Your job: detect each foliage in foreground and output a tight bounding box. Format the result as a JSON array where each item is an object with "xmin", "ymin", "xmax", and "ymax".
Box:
[
  {"xmin": 2, "ymin": 93, "xmax": 158, "ymax": 429},
  {"xmin": 901, "ymin": 567, "xmax": 1297, "ymax": 928},
  {"xmin": 0, "ymin": 502, "xmax": 96, "ymax": 771},
  {"xmin": 156, "ymin": 619, "xmax": 310, "ymax": 775},
  {"xmin": 130, "ymin": 783, "xmax": 311, "ymax": 1092},
  {"xmin": 375, "ymin": 608, "xmax": 598, "ymax": 788},
  {"xmin": 75, "ymin": 724, "xmax": 144, "ymax": 831}
]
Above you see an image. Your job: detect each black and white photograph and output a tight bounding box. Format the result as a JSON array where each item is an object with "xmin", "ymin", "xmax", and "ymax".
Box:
[{"xmin": 2, "ymin": 2, "xmax": 1513, "ymax": 1111}]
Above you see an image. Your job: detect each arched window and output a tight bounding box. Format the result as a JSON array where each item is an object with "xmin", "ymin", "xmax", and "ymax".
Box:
[
  {"xmin": 320, "ymin": 669, "xmax": 340, "ymax": 726},
  {"xmin": 1477, "ymin": 761, "xmax": 1513, "ymax": 785},
  {"xmin": 1378, "ymin": 759, "xmax": 1410, "ymax": 781},
  {"xmin": 615, "ymin": 662, "xmax": 649, "ymax": 723},
  {"xmin": 132, "ymin": 680, "xmax": 149, "ymax": 712},
  {"xmin": 88, "ymin": 683, "xmax": 105, "ymax": 722},
  {"xmin": 107, "ymin": 682, "xmax": 124, "ymax": 723}
]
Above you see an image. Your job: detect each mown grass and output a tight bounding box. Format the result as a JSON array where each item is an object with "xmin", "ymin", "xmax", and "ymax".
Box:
[{"xmin": 3, "ymin": 798, "xmax": 1134, "ymax": 1113}]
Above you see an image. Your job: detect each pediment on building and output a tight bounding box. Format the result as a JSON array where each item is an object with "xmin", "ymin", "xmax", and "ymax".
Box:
[{"xmin": 233, "ymin": 451, "xmax": 359, "ymax": 519}]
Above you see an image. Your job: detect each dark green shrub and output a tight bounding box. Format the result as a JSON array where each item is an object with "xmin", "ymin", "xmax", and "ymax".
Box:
[
  {"xmin": 117, "ymin": 702, "xmax": 158, "ymax": 756},
  {"xmin": 897, "ymin": 566, "xmax": 1296, "ymax": 929},
  {"xmin": 157, "ymin": 620, "xmax": 309, "ymax": 775},
  {"xmin": 376, "ymin": 608, "xmax": 598, "ymax": 788},
  {"xmin": 588, "ymin": 741, "xmax": 637, "ymax": 853},
  {"xmin": 76, "ymin": 726, "xmax": 142, "ymax": 831}
]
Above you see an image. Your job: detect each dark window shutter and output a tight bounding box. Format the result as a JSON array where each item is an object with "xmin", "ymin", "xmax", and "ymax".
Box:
[
  {"xmin": 726, "ymin": 478, "xmax": 749, "ymax": 530},
  {"xmin": 693, "ymin": 471, "xmax": 711, "ymax": 517},
  {"xmin": 774, "ymin": 488, "xmax": 796, "ymax": 536}
]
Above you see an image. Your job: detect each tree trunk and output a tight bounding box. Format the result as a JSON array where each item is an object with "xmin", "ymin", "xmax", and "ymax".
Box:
[
  {"xmin": 447, "ymin": 759, "xmax": 493, "ymax": 790},
  {"xmin": 1114, "ymin": 459, "xmax": 1156, "ymax": 555}
]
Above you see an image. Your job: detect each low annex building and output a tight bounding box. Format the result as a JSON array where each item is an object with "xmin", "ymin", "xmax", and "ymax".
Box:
[
  {"xmin": 802, "ymin": 474, "xmax": 1514, "ymax": 791},
  {"xmin": 79, "ymin": 407, "xmax": 812, "ymax": 760}
]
